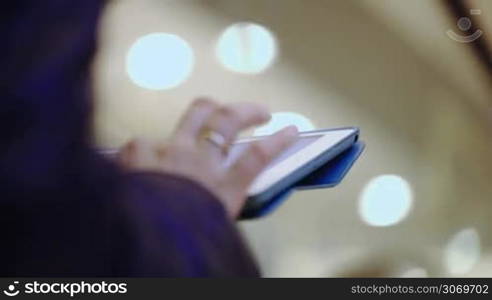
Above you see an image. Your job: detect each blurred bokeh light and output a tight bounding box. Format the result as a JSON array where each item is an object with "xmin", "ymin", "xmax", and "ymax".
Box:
[
  {"xmin": 399, "ymin": 267, "xmax": 429, "ymax": 278},
  {"xmin": 358, "ymin": 175, "xmax": 413, "ymax": 227},
  {"xmin": 216, "ymin": 22, "xmax": 277, "ymax": 74},
  {"xmin": 126, "ymin": 33, "xmax": 194, "ymax": 90},
  {"xmin": 444, "ymin": 228, "xmax": 481, "ymax": 276}
]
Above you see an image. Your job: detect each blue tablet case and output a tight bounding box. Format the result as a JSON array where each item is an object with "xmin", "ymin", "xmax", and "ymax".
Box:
[{"xmin": 239, "ymin": 141, "xmax": 365, "ymax": 219}]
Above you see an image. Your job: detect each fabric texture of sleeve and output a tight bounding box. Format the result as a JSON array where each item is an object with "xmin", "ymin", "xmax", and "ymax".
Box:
[{"xmin": 108, "ymin": 172, "xmax": 261, "ymax": 277}]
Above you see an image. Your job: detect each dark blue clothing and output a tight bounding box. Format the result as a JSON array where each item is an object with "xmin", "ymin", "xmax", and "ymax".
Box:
[{"xmin": 0, "ymin": 0, "xmax": 259, "ymax": 277}]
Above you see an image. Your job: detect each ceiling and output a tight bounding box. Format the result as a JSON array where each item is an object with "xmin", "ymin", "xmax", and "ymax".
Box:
[{"xmin": 356, "ymin": 0, "xmax": 492, "ymax": 115}]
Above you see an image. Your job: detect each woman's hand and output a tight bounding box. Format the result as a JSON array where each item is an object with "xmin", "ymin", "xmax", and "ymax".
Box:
[{"xmin": 119, "ymin": 98, "xmax": 298, "ymax": 219}]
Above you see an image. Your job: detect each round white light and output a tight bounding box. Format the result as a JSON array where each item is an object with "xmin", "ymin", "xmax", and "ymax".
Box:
[
  {"xmin": 254, "ymin": 112, "xmax": 315, "ymax": 136},
  {"xmin": 358, "ymin": 175, "xmax": 413, "ymax": 227},
  {"xmin": 444, "ymin": 228, "xmax": 481, "ymax": 275},
  {"xmin": 216, "ymin": 22, "xmax": 278, "ymax": 74},
  {"xmin": 126, "ymin": 33, "xmax": 194, "ymax": 90}
]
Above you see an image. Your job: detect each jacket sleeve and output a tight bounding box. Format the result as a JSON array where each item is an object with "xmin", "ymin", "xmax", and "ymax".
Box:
[{"xmin": 108, "ymin": 172, "xmax": 260, "ymax": 277}]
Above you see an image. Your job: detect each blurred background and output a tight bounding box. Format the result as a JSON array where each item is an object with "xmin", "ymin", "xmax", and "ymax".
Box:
[{"xmin": 92, "ymin": 0, "xmax": 492, "ymax": 277}]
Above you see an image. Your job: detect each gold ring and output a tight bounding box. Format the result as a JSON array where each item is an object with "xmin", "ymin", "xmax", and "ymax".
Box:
[{"xmin": 201, "ymin": 129, "xmax": 230, "ymax": 154}]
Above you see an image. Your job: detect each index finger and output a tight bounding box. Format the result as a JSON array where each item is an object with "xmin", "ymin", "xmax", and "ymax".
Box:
[{"xmin": 201, "ymin": 102, "xmax": 272, "ymax": 144}]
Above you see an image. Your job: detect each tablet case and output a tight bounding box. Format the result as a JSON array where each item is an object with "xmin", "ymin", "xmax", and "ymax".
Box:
[{"xmin": 239, "ymin": 141, "xmax": 365, "ymax": 219}]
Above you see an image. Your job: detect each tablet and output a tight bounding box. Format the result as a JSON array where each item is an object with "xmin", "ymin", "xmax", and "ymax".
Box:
[{"xmin": 225, "ymin": 127, "xmax": 359, "ymax": 209}]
